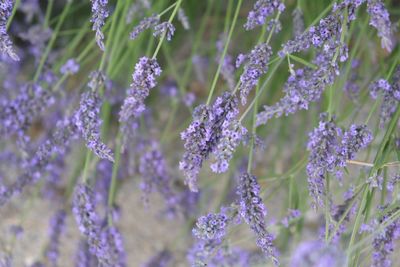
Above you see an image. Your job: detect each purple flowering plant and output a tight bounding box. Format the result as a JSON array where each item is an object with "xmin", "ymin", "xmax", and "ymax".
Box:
[{"xmin": 0, "ymin": 0, "xmax": 400, "ymax": 266}]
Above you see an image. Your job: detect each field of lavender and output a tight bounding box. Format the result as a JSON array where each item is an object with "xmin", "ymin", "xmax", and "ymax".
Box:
[{"xmin": 0, "ymin": 0, "xmax": 399, "ymax": 266}]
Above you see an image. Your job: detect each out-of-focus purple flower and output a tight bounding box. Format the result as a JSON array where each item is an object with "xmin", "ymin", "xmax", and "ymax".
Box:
[
  {"xmin": 75, "ymin": 239, "xmax": 98, "ymax": 267},
  {"xmin": 0, "ymin": 83, "xmax": 54, "ymax": 139},
  {"xmin": 192, "ymin": 212, "xmax": 228, "ymax": 240},
  {"xmin": 126, "ymin": 0, "xmax": 151, "ymax": 24},
  {"xmin": 216, "ymin": 34, "xmax": 235, "ymax": 90},
  {"xmin": 19, "ymin": 25, "xmax": 52, "ymax": 61},
  {"xmin": 90, "ymin": 0, "xmax": 109, "ymax": 51},
  {"xmin": 292, "ymin": 8, "xmax": 304, "ymax": 38},
  {"xmin": 367, "ymin": 0, "xmax": 394, "ymax": 52},
  {"xmin": 142, "ymin": 249, "xmax": 172, "ymax": 267},
  {"xmin": 369, "ymin": 68, "xmax": 400, "ymax": 127},
  {"xmin": 244, "ymin": 0, "xmax": 285, "ymax": 31},
  {"xmin": 180, "ymin": 92, "xmax": 239, "ymax": 191},
  {"xmin": 237, "ymin": 172, "xmax": 279, "ymax": 265},
  {"xmin": 72, "ymin": 184, "xmax": 115, "ymax": 266},
  {"xmin": 281, "ymin": 209, "xmax": 301, "ymax": 227},
  {"xmin": 182, "ymin": 92, "xmax": 196, "ymax": 107},
  {"xmin": 387, "ymin": 174, "xmax": 400, "ymax": 193},
  {"xmin": 178, "ymin": 8, "xmax": 190, "ymax": 30},
  {"xmin": 129, "ymin": 15, "xmax": 160, "ymax": 40},
  {"xmin": 153, "ymin": 22, "xmax": 175, "ymax": 41},
  {"xmin": 367, "ymin": 173, "xmax": 384, "ymax": 190},
  {"xmin": 344, "ymin": 60, "xmax": 362, "ymax": 102},
  {"xmin": 290, "ymin": 240, "xmax": 345, "ymax": 267},
  {"xmin": 60, "ymin": 59, "xmax": 80, "ymax": 75},
  {"xmin": 46, "ymin": 210, "xmax": 67, "ymax": 267},
  {"xmin": 101, "ymin": 226, "xmax": 126, "ymax": 267},
  {"xmin": 0, "ymin": 0, "xmax": 19, "ymax": 61},
  {"xmin": 237, "ymin": 43, "xmax": 272, "ymax": 105},
  {"xmin": 372, "ymin": 207, "xmax": 400, "ymax": 267},
  {"xmin": 139, "ymin": 141, "xmax": 176, "ymax": 208},
  {"xmin": 74, "ymin": 72, "xmax": 114, "ymax": 162}
]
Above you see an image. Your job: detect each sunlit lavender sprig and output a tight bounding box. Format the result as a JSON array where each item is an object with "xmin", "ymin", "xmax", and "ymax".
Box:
[
  {"xmin": 237, "ymin": 43, "xmax": 272, "ymax": 105},
  {"xmin": 369, "ymin": 67, "xmax": 400, "ymax": 128},
  {"xmin": 192, "ymin": 212, "xmax": 228, "ymax": 241},
  {"xmin": 180, "ymin": 92, "xmax": 239, "ymax": 191},
  {"xmin": 90, "ymin": 0, "xmax": 109, "ymax": 51},
  {"xmin": 74, "ymin": 72, "xmax": 114, "ymax": 162},
  {"xmin": 119, "ymin": 57, "xmax": 161, "ymax": 134},
  {"xmin": 153, "ymin": 21, "xmax": 175, "ymax": 41},
  {"xmin": 367, "ymin": 0, "xmax": 394, "ymax": 52},
  {"xmin": 0, "ymin": 0, "xmax": 19, "ymax": 61},
  {"xmin": 244, "ymin": 0, "xmax": 285, "ymax": 31},
  {"xmin": 237, "ymin": 172, "xmax": 279, "ymax": 265},
  {"xmin": 45, "ymin": 210, "xmax": 67, "ymax": 267}
]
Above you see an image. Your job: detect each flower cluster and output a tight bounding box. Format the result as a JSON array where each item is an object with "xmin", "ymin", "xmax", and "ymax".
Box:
[
  {"xmin": 60, "ymin": 58, "xmax": 80, "ymax": 75},
  {"xmin": 45, "ymin": 210, "xmax": 67, "ymax": 266},
  {"xmin": 90, "ymin": 0, "xmax": 109, "ymax": 50},
  {"xmin": 119, "ymin": 57, "xmax": 162, "ymax": 128},
  {"xmin": 74, "ymin": 72, "xmax": 114, "ymax": 162},
  {"xmin": 244, "ymin": 0, "xmax": 285, "ymax": 31},
  {"xmin": 180, "ymin": 92, "xmax": 240, "ymax": 191},
  {"xmin": 129, "ymin": 15, "xmax": 160, "ymax": 40},
  {"xmin": 367, "ymin": 0, "xmax": 394, "ymax": 52},
  {"xmin": 153, "ymin": 22, "xmax": 175, "ymax": 41},
  {"xmin": 237, "ymin": 172, "xmax": 278, "ymax": 265},
  {"xmin": 306, "ymin": 114, "xmax": 372, "ymax": 208},
  {"xmin": 237, "ymin": 43, "xmax": 272, "ymax": 105},
  {"xmin": 0, "ymin": 0, "xmax": 19, "ymax": 60},
  {"xmin": 192, "ymin": 212, "xmax": 228, "ymax": 240},
  {"xmin": 369, "ymin": 67, "xmax": 400, "ymax": 127}
]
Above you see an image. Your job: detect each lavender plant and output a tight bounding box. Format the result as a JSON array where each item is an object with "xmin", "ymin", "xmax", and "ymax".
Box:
[{"xmin": 0, "ymin": 0, "xmax": 400, "ymax": 266}]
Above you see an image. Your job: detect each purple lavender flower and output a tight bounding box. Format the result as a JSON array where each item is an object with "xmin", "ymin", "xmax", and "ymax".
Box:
[
  {"xmin": 178, "ymin": 8, "xmax": 190, "ymax": 30},
  {"xmin": 60, "ymin": 59, "xmax": 80, "ymax": 75},
  {"xmin": 339, "ymin": 124, "xmax": 373, "ymax": 164},
  {"xmin": 369, "ymin": 68, "xmax": 400, "ymax": 127},
  {"xmin": 244, "ymin": 0, "xmax": 285, "ymax": 31},
  {"xmin": 367, "ymin": 0, "xmax": 393, "ymax": 52},
  {"xmin": 0, "ymin": 0, "xmax": 19, "ymax": 61},
  {"xmin": 292, "ymin": 8, "xmax": 305, "ymax": 38},
  {"xmin": 281, "ymin": 209, "xmax": 301, "ymax": 228},
  {"xmin": 372, "ymin": 207, "xmax": 400, "ymax": 267},
  {"xmin": 387, "ymin": 174, "xmax": 400, "ymax": 193},
  {"xmin": 290, "ymin": 240, "xmax": 345, "ymax": 267},
  {"xmin": 237, "ymin": 172, "xmax": 279, "ymax": 265},
  {"xmin": 179, "ymin": 92, "xmax": 239, "ymax": 191},
  {"xmin": 72, "ymin": 184, "xmax": 114, "ymax": 266},
  {"xmin": 256, "ymin": 51, "xmax": 338, "ymax": 126},
  {"xmin": 119, "ymin": 57, "xmax": 162, "ymax": 127},
  {"xmin": 129, "ymin": 15, "xmax": 160, "ymax": 40},
  {"xmin": 74, "ymin": 72, "xmax": 114, "ymax": 162},
  {"xmin": 216, "ymin": 34, "xmax": 236, "ymax": 90},
  {"xmin": 46, "ymin": 210, "xmax": 67, "ymax": 267},
  {"xmin": 101, "ymin": 226, "xmax": 126, "ymax": 267},
  {"xmin": 182, "ymin": 92, "xmax": 196, "ymax": 107},
  {"xmin": 90, "ymin": 0, "xmax": 109, "ymax": 51},
  {"xmin": 139, "ymin": 141, "xmax": 176, "ymax": 208},
  {"xmin": 142, "ymin": 250, "xmax": 173, "ymax": 267},
  {"xmin": 237, "ymin": 43, "xmax": 272, "ymax": 105},
  {"xmin": 0, "ymin": 83, "xmax": 54, "ymax": 139},
  {"xmin": 192, "ymin": 212, "xmax": 228, "ymax": 240},
  {"xmin": 75, "ymin": 239, "xmax": 98, "ymax": 267},
  {"xmin": 153, "ymin": 22, "xmax": 175, "ymax": 41}
]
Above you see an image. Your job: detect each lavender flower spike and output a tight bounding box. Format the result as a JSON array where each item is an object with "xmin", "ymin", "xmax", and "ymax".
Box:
[
  {"xmin": 74, "ymin": 72, "xmax": 114, "ymax": 162},
  {"xmin": 244, "ymin": 0, "xmax": 285, "ymax": 31},
  {"xmin": 130, "ymin": 15, "xmax": 160, "ymax": 40},
  {"xmin": 0, "ymin": 0, "xmax": 19, "ymax": 60},
  {"xmin": 367, "ymin": 0, "xmax": 394, "ymax": 52},
  {"xmin": 192, "ymin": 213, "xmax": 228, "ymax": 241},
  {"xmin": 90, "ymin": 0, "xmax": 109, "ymax": 51},
  {"xmin": 153, "ymin": 22, "xmax": 175, "ymax": 41},
  {"xmin": 237, "ymin": 172, "xmax": 279, "ymax": 265},
  {"xmin": 46, "ymin": 210, "xmax": 67, "ymax": 267}
]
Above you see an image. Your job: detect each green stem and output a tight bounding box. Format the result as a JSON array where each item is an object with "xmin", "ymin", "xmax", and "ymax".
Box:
[
  {"xmin": 6, "ymin": 0, "xmax": 20, "ymax": 30},
  {"xmin": 206, "ymin": 0, "xmax": 243, "ymax": 105},
  {"xmin": 107, "ymin": 133, "xmax": 122, "ymax": 226}
]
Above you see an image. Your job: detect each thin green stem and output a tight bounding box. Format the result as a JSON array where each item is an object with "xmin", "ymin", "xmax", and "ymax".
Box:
[
  {"xmin": 6, "ymin": 0, "xmax": 20, "ymax": 30},
  {"xmin": 206, "ymin": 0, "xmax": 243, "ymax": 105}
]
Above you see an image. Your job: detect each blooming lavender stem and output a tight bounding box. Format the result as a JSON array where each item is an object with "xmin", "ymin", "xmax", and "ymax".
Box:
[
  {"xmin": 237, "ymin": 172, "xmax": 279, "ymax": 265},
  {"xmin": 367, "ymin": 0, "xmax": 394, "ymax": 52},
  {"xmin": 244, "ymin": 0, "xmax": 285, "ymax": 31},
  {"xmin": 0, "ymin": 0, "xmax": 19, "ymax": 61},
  {"xmin": 90, "ymin": 0, "xmax": 109, "ymax": 51}
]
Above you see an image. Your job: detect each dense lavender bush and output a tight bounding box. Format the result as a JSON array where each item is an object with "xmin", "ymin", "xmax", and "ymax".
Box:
[{"xmin": 0, "ymin": 0, "xmax": 399, "ymax": 266}]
